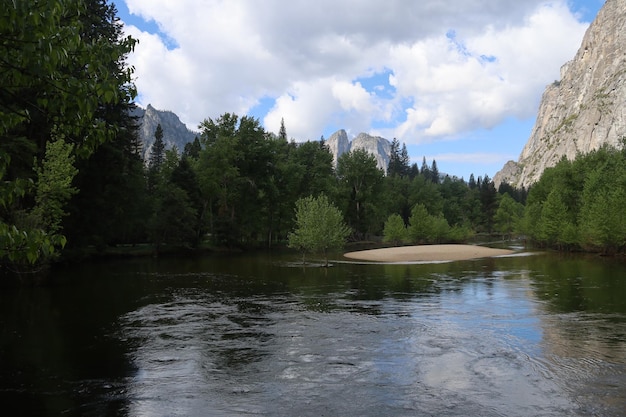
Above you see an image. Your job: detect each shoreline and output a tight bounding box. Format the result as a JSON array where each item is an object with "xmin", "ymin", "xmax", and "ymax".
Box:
[{"xmin": 343, "ymin": 244, "xmax": 514, "ymax": 262}]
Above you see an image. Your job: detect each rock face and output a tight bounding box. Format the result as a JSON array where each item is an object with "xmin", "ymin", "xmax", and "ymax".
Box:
[
  {"xmin": 351, "ymin": 133, "xmax": 391, "ymax": 172},
  {"xmin": 494, "ymin": 0, "xmax": 626, "ymax": 189},
  {"xmin": 131, "ymin": 105, "xmax": 392, "ymax": 172},
  {"xmin": 325, "ymin": 129, "xmax": 351, "ymax": 167},
  {"xmin": 131, "ymin": 104, "xmax": 198, "ymax": 161},
  {"xmin": 325, "ymin": 129, "xmax": 391, "ymax": 172}
]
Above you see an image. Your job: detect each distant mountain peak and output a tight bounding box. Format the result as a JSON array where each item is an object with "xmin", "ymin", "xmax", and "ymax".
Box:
[
  {"xmin": 132, "ymin": 104, "xmax": 198, "ymax": 161},
  {"xmin": 325, "ymin": 130, "xmax": 391, "ymax": 172},
  {"xmin": 133, "ymin": 107, "xmax": 392, "ymax": 172}
]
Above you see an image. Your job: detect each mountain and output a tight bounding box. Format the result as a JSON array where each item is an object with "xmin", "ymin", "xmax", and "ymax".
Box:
[
  {"xmin": 325, "ymin": 129, "xmax": 391, "ymax": 172},
  {"xmin": 131, "ymin": 104, "xmax": 198, "ymax": 161},
  {"xmin": 131, "ymin": 106, "xmax": 392, "ymax": 172},
  {"xmin": 494, "ymin": 0, "xmax": 626, "ymax": 189}
]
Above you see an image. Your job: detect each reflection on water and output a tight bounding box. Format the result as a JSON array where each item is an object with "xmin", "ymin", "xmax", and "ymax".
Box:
[{"xmin": 1, "ymin": 251, "xmax": 626, "ymax": 416}]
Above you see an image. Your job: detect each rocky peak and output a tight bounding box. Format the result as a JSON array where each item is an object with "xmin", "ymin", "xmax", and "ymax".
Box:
[
  {"xmin": 132, "ymin": 104, "xmax": 198, "ymax": 161},
  {"xmin": 324, "ymin": 129, "xmax": 391, "ymax": 172},
  {"xmin": 494, "ymin": 0, "xmax": 626, "ymax": 189},
  {"xmin": 351, "ymin": 133, "xmax": 391, "ymax": 172},
  {"xmin": 325, "ymin": 129, "xmax": 351, "ymax": 167}
]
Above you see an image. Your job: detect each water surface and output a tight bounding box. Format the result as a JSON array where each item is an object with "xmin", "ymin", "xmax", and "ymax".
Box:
[{"xmin": 1, "ymin": 250, "xmax": 625, "ymax": 416}]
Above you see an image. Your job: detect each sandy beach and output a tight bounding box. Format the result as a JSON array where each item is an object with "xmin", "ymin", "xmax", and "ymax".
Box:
[{"xmin": 343, "ymin": 244, "xmax": 514, "ymax": 262}]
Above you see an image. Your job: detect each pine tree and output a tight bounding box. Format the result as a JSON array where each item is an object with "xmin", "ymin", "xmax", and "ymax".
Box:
[
  {"xmin": 431, "ymin": 159, "xmax": 439, "ymax": 184},
  {"xmin": 420, "ymin": 157, "xmax": 431, "ymax": 182},
  {"xmin": 278, "ymin": 118, "xmax": 287, "ymax": 141},
  {"xmin": 149, "ymin": 124, "xmax": 165, "ymax": 170},
  {"xmin": 387, "ymin": 138, "xmax": 402, "ymax": 176}
]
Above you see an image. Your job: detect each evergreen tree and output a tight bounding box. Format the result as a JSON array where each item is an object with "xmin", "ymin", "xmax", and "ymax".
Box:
[
  {"xmin": 400, "ymin": 144, "xmax": 410, "ymax": 175},
  {"xmin": 149, "ymin": 124, "xmax": 166, "ymax": 170},
  {"xmin": 336, "ymin": 149, "xmax": 385, "ymax": 239},
  {"xmin": 468, "ymin": 174, "xmax": 477, "ymax": 189},
  {"xmin": 387, "ymin": 138, "xmax": 402, "ymax": 176},
  {"xmin": 477, "ymin": 175, "xmax": 498, "ymax": 233},
  {"xmin": 183, "ymin": 137, "xmax": 201, "ymax": 159},
  {"xmin": 420, "ymin": 157, "xmax": 431, "ymax": 182},
  {"xmin": 430, "ymin": 160, "xmax": 439, "ymax": 184},
  {"xmin": 279, "ymin": 118, "xmax": 288, "ymax": 141}
]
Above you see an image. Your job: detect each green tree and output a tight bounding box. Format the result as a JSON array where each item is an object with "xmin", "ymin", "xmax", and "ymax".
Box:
[
  {"xmin": 383, "ymin": 174, "xmax": 411, "ymax": 225},
  {"xmin": 0, "ymin": 139, "xmax": 77, "ymax": 269},
  {"xmin": 494, "ymin": 193, "xmax": 524, "ymax": 239},
  {"xmin": 420, "ymin": 157, "xmax": 431, "ymax": 182},
  {"xmin": 197, "ymin": 115, "xmax": 242, "ymax": 246},
  {"xmin": 64, "ymin": 115, "xmax": 149, "ymax": 250},
  {"xmin": 145, "ymin": 149, "xmax": 198, "ymax": 251},
  {"xmin": 408, "ymin": 175, "xmax": 443, "ymax": 216},
  {"xmin": 171, "ymin": 156, "xmax": 205, "ymax": 246},
  {"xmin": 288, "ymin": 195, "xmax": 351, "ymax": 266},
  {"xmin": 383, "ymin": 214, "xmax": 407, "ymax": 246},
  {"xmin": 0, "ymin": 0, "xmax": 136, "ymax": 268},
  {"xmin": 578, "ymin": 154, "xmax": 626, "ymax": 252},
  {"xmin": 439, "ymin": 175, "xmax": 469, "ymax": 226},
  {"xmin": 407, "ymin": 203, "xmax": 434, "ymax": 244},
  {"xmin": 430, "ymin": 160, "xmax": 440, "ymax": 184},
  {"xmin": 278, "ymin": 118, "xmax": 288, "ymax": 141},
  {"xmin": 30, "ymin": 139, "xmax": 78, "ymax": 235},
  {"xmin": 387, "ymin": 138, "xmax": 410, "ymax": 177},
  {"xmin": 336, "ymin": 149, "xmax": 385, "ymax": 239},
  {"xmin": 149, "ymin": 124, "xmax": 166, "ymax": 170}
]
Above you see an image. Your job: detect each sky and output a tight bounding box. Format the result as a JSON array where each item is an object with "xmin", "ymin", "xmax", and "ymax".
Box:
[{"xmin": 113, "ymin": 0, "xmax": 605, "ymax": 180}]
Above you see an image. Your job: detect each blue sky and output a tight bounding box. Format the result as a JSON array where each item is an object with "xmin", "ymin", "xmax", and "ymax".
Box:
[{"xmin": 113, "ymin": 0, "xmax": 605, "ymax": 180}]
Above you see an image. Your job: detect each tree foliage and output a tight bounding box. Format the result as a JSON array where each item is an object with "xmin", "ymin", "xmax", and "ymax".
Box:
[
  {"xmin": 522, "ymin": 144, "xmax": 626, "ymax": 253},
  {"xmin": 383, "ymin": 213, "xmax": 407, "ymax": 246},
  {"xmin": 336, "ymin": 148, "xmax": 385, "ymax": 239},
  {"xmin": 288, "ymin": 195, "xmax": 351, "ymax": 266},
  {"xmin": 0, "ymin": 0, "xmax": 136, "ymax": 270},
  {"xmin": 494, "ymin": 193, "xmax": 524, "ymax": 238}
]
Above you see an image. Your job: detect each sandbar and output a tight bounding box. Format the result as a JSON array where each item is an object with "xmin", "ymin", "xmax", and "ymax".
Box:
[{"xmin": 343, "ymin": 244, "xmax": 514, "ymax": 262}]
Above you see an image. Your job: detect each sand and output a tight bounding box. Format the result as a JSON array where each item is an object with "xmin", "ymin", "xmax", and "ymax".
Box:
[{"xmin": 343, "ymin": 244, "xmax": 514, "ymax": 262}]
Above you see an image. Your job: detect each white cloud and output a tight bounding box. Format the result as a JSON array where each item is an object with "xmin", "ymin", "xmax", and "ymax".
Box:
[{"xmin": 120, "ymin": 0, "xmax": 591, "ymax": 141}]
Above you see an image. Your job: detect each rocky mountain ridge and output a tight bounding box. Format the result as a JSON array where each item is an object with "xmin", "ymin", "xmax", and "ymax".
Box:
[
  {"xmin": 131, "ymin": 104, "xmax": 198, "ymax": 161},
  {"xmin": 494, "ymin": 0, "xmax": 626, "ymax": 189},
  {"xmin": 325, "ymin": 129, "xmax": 391, "ymax": 172},
  {"xmin": 133, "ymin": 105, "xmax": 392, "ymax": 172}
]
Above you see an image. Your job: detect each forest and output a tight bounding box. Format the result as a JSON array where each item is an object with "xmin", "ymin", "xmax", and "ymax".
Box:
[{"xmin": 1, "ymin": 1, "xmax": 624, "ymax": 276}]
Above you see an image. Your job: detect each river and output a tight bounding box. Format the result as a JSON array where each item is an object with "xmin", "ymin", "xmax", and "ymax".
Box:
[{"xmin": 1, "ymin": 249, "xmax": 625, "ymax": 416}]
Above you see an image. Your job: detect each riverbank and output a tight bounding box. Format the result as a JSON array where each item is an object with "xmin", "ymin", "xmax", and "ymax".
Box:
[{"xmin": 344, "ymin": 244, "xmax": 514, "ymax": 262}]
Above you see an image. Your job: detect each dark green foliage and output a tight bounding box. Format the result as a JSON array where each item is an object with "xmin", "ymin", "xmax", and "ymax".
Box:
[
  {"xmin": 279, "ymin": 118, "xmax": 288, "ymax": 141},
  {"xmin": 64, "ymin": 131, "xmax": 149, "ymax": 249},
  {"xmin": 149, "ymin": 124, "xmax": 166, "ymax": 170},
  {"xmin": 387, "ymin": 138, "xmax": 410, "ymax": 177},
  {"xmin": 183, "ymin": 137, "xmax": 201, "ymax": 159},
  {"xmin": 336, "ymin": 148, "xmax": 385, "ymax": 239},
  {"xmin": 0, "ymin": 0, "xmax": 136, "ymax": 268},
  {"xmin": 522, "ymin": 144, "xmax": 626, "ymax": 253}
]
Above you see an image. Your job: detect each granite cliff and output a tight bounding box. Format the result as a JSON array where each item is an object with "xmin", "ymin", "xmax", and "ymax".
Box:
[
  {"xmin": 131, "ymin": 104, "xmax": 198, "ymax": 161},
  {"xmin": 326, "ymin": 129, "xmax": 391, "ymax": 172},
  {"xmin": 495, "ymin": 0, "xmax": 626, "ymax": 189},
  {"xmin": 132, "ymin": 106, "xmax": 392, "ymax": 172}
]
